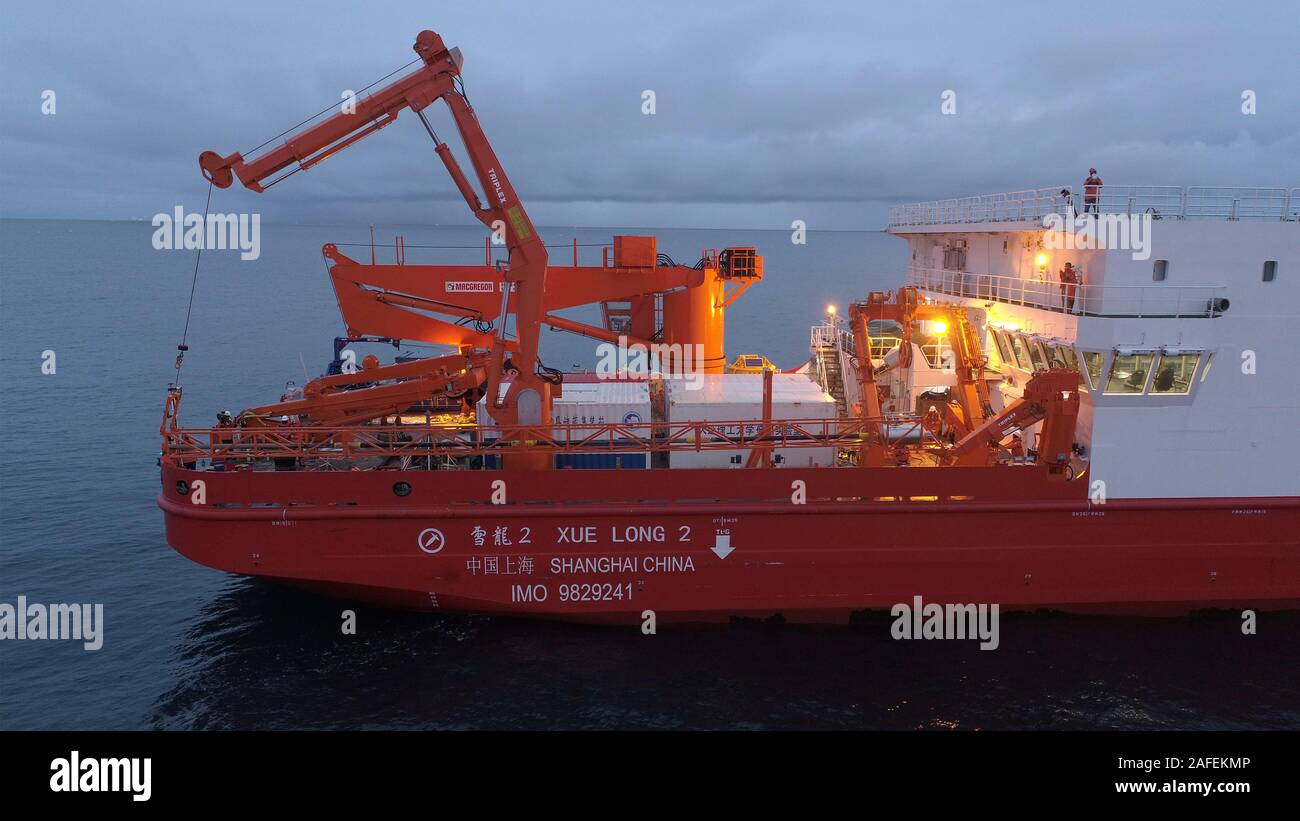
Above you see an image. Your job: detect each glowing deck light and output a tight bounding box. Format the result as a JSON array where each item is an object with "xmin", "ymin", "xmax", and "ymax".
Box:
[
  {"xmin": 1035, "ymin": 253, "xmax": 1049, "ymax": 269},
  {"xmin": 931, "ymin": 320, "xmax": 948, "ymax": 335},
  {"xmin": 826, "ymin": 304, "xmax": 837, "ymax": 315}
]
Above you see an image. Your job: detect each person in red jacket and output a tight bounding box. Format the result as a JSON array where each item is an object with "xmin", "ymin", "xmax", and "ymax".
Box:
[
  {"xmin": 1059, "ymin": 261, "xmax": 1080, "ymax": 312},
  {"xmin": 1083, "ymin": 168, "xmax": 1103, "ymax": 214}
]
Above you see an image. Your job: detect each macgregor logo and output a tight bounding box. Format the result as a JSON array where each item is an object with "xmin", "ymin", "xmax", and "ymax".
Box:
[{"xmin": 446, "ymin": 281, "xmax": 496, "ymax": 293}]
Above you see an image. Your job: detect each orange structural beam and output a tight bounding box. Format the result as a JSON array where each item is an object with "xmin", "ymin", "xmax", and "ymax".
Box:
[
  {"xmin": 239, "ymin": 352, "xmax": 488, "ymax": 428},
  {"xmin": 323, "ymin": 243, "xmax": 708, "ymax": 348},
  {"xmin": 948, "ymin": 368, "xmax": 1079, "ymax": 473},
  {"xmin": 849, "ymin": 287, "xmax": 994, "ymax": 456}
]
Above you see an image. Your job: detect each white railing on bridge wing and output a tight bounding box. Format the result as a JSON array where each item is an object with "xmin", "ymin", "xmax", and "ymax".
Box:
[
  {"xmin": 889, "ymin": 185, "xmax": 1299, "ymax": 226},
  {"xmin": 1182, "ymin": 187, "xmax": 1293, "ymax": 220},
  {"xmin": 889, "ymin": 187, "xmax": 1067, "ymax": 226},
  {"xmin": 907, "ymin": 265, "xmax": 1227, "ymax": 319}
]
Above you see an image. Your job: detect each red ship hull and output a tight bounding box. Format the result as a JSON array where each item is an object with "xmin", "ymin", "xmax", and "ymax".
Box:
[{"xmin": 158, "ymin": 463, "xmax": 1300, "ymax": 623}]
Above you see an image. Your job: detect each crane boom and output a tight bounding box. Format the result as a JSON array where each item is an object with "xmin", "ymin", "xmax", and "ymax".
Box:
[
  {"xmin": 200, "ymin": 31, "xmax": 457, "ymax": 193},
  {"xmin": 947, "ymin": 368, "xmax": 1080, "ymax": 473},
  {"xmin": 196, "ymin": 30, "xmax": 552, "ymax": 433}
]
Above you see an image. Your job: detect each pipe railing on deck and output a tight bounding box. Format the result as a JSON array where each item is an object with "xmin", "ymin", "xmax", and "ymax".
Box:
[
  {"xmin": 907, "ymin": 265, "xmax": 1227, "ymax": 318},
  {"xmin": 161, "ymin": 414, "xmax": 931, "ymax": 468},
  {"xmin": 889, "ymin": 185, "xmax": 1299, "ymax": 226}
]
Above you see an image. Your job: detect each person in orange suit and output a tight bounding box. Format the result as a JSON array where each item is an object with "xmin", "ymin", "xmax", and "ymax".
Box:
[
  {"xmin": 1059, "ymin": 262, "xmax": 1080, "ymax": 312},
  {"xmin": 1083, "ymin": 168, "xmax": 1103, "ymax": 214}
]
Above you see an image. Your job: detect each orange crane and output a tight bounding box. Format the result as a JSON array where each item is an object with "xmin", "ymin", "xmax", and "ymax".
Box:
[
  {"xmin": 847, "ymin": 288, "xmax": 994, "ymax": 465},
  {"xmin": 945, "ymin": 368, "xmax": 1080, "ymax": 475},
  {"xmin": 196, "ymin": 30, "xmax": 762, "ymax": 465},
  {"xmin": 201, "ymin": 30, "xmax": 551, "ymax": 435}
]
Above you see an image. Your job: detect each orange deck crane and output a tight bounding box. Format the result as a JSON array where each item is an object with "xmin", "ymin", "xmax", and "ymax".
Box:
[
  {"xmin": 201, "ymin": 30, "xmax": 551, "ymax": 435},
  {"xmin": 196, "ymin": 30, "xmax": 762, "ymax": 466},
  {"xmin": 945, "ymin": 368, "xmax": 1080, "ymax": 474},
  {"xmin": 847, "ymin": 288, "xmax": 995, "ymax": 465}
]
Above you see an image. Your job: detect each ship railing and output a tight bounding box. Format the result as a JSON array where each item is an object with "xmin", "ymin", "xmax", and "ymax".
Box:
[
  {"xmin": 809, "ymin": 319, "xmax": 855, "ymax": 353},
  {"xmin": 890, "ymin": 187, "xmax": 1067, "ymax": 226},
  {"xmin": 160, "ymin": 414, "xmax": 934, "ymax": 468},
  {"xmin": 808, "ymin": 317, "xmax": 856, "ymax": 395},
  {"xmin": 889, "ymin": 185, "xmax": 1299, "ymax": 226},
  {"xmin": 907, "ymin": 265, "xmax": 1228, "ymax": 318}
]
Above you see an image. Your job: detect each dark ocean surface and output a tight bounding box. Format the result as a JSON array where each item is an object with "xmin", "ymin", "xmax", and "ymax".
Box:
[{"xmin": 1, "ymin": 219, "xmax": 1297, "ymax": 730}]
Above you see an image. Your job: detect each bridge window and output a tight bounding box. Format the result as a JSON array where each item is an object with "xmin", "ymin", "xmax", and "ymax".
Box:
[
  {"xmin": 1150, "ymin": 352, "xmax": 1200, "ymax": 395},
  {"xmin": 1263, "ymin": 260, "xmax": 1278, "ymax": 282},
  {"xmin": 1152, "ymin": 260, "xmax": 1169, "ymax": 281},
  {"xmin": 1104, "ymin": 353, "xmax": 1155, "ymax": 395},
  {"xmin": 1082, "ymin": 352, "xmax": 1105, "ymax": 389},
  {"xmin": 1054, "ymin": 346, "xmax": 1089, "ymax": 391},
  {"xmin": 1008, "ymin": 334, "xmax": 1034, "ymax": 372},
  {"xmin": 1027, "ymin": 340, "xmax": 1049, "ymax": 371},
  {"xmin": 1054, "ymin": 345, "xmax": 1078, "ymax": 371},
  {"xmin": 989, "ymin": 329, "xmax": 1014, "ymax": 366}
]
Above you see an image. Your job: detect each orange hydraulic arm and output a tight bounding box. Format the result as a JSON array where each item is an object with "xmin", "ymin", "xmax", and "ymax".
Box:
[
  {"xmin": 848, "ymin": 288, "xmax": 996, "ymax": 465},
  {"xmin": 918, "ymin": 303, "xmax": 994, "ymax": 427},
  {"xmin": 239, "ymin": 351, "xmax": 489, "ymax": 429},
  {"xmin": 198, "ymin": 30, "xmax": 552, "ymax": 429},
  {"xmin": 849, "ymin": 287, "xmax": 993, "ymax": 431},
  {"xmin": 946, "ymin": 368, "xmax": 1079, "ymax": 473},
  {"xmin": 848, "ymin": 296, "xmax": 889, "ymax": 466}
]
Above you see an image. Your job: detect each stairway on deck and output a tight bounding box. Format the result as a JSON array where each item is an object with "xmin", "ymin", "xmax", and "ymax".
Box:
[{"xmin": 813, "ymin": 344, "xmax": 849, "ymax": 416}]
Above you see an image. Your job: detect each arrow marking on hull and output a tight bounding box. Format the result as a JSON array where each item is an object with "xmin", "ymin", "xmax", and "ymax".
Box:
[{"xmin": 711, "ymin": 533, "xmax": 734, "ymax": 559}]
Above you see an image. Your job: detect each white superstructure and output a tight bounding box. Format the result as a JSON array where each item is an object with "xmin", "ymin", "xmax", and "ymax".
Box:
[{"xmin": 878, "ymin": 184, "xmax": 1300, "ymax": 499}]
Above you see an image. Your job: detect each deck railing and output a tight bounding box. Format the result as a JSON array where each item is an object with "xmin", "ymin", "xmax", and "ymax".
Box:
[
  {"xmin": 161, "ymin": 414, "xmax": 935, "ymax": 469},
  {"xmin": 889, "ymin": 185, "xmax": 1300, "ymax": 227},
  {"xmin": 907, "ymin": 265, "xmax": 1228, "ymax": 318},
  {"xmin": 809, "ymin": 318, "xmax": 855, "ymax": 353}
]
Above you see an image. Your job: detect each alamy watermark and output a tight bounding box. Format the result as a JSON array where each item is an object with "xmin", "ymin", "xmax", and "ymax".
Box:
[
  {"xmin": 50, "ymin": 751, "xmax": 150, "ymax": 801},
  {"xmin": 595, "ymin": 336, "xmax": 705, "ymax": 390},
  {"xmin": 0, "ymin": 595, "xmax": 103, "ymax": 651},
  {"xmin": 152, "ymin": 206, "xmax": 261, "ymax": 260},
  {"xmin": 1042, "ymin": 208, "xmax": 1152, "ymax": 261},
  {"xmin": 891, "ymin": 595, "xmax": 999, "ymax": 650}
]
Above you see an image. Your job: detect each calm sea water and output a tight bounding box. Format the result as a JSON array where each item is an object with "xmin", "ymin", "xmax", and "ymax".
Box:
[{"xmin": 1, "ymin": 218, "xmax": 1296, "ymax": 730}]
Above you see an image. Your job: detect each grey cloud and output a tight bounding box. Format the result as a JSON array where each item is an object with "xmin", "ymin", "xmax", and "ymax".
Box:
[{"xmin": 2, "ymin": 0, "xmax": 1296, "ymax": 230}]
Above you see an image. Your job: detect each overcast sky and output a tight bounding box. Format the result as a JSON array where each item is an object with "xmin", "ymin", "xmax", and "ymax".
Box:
[{"xmin": 2, "ymin": 0, "xmax": 1296, "ymax": 230}]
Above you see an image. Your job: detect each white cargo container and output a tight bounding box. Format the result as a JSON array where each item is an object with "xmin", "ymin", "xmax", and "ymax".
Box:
[
  {"xmin": 665, "ymin": 373, "xmax": 837, "ymax": 468},
  {"xmin": 477, "ymin": 378, "xmax": 650, "ymax": 431},
  {"xmin": 476, "ymin": 378, "xmax": 652, "ymax": 468}
]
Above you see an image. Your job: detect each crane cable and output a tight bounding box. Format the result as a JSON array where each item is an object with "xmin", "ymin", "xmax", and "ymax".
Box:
[
  {"xmin": 173, "ymin": 181, "xmax": 214, "ymax": 385},
  {"xmin": 240, "ymin": 57, "xmax": 422, "ymax": 158}
]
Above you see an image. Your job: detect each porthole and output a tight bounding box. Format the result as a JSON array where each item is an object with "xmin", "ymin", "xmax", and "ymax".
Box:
[{"xmin": 393, "ymin": 481, "xmax": 412, "ymax": 497}]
